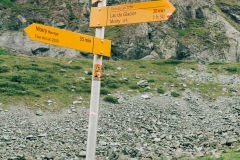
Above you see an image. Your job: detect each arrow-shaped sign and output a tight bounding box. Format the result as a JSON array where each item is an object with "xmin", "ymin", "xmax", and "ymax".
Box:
[
  {"xmin": 90, "ymin": 0, "xmax": 176, "ymax": 27},
  {"xmin": 24, "ymin": 23, "xmax": 111, "ymax": 57}
]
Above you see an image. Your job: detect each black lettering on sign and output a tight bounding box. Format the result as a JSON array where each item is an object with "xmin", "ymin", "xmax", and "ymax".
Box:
[
  {"xmin": 153, "ymin": 8, "xmax": 165, "ymax": 14},
  {"xmin": 85, "ymin": 38, "xmax": 91, "ymax": 43},
  {"xmin": 48, "ymin": 30, "xmax": 59, "ymax": 36},
  {"xmin": 153, "ymin": 14, "xmax": 165, "ymax": 20},
  {"xmin": 110, "ymin": 13, "xmax": 122, "ymax": 18},
  {"xmin": 123, "ymin": 12, "xmax": 136, "ymax": 16},
  {"xmin": 42, "ymin": 36, "xmax": 51, "ymax": 41},
  {"xmin": 110, "ymin": 19, "xmax": 121, "ymax": 24},
  {"xmin": 80, "ymin": 36, "xmax": 91, "ymax": 43},
  {"xmin": 36, "ymin": 26, "xmax": 47, "ymax": 34},
  {"xmin": 80, "ymin": 36, "xmax": 84, "ymax": 41},
  {"xmin": 52, "ymin": 38, "xmax": 59, "ymax": 43},
  {"xmin": 35, "ymin": 34, "xmax": 41, "ymax": 39}
]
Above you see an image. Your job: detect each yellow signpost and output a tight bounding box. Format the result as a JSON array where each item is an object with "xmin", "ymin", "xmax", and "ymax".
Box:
[
  {"xmin": 23, "ymin": 0, "xmax": 176, "ymax": 159},
  {"xmin": 24, "ymin": 23, "xmax": 111, "ymax": 57},
  {"xmin": 90, "ymin": 0, "xmax": 176, "ymax": 27}
]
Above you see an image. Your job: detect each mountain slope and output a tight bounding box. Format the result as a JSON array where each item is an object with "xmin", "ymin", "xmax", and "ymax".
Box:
[{"xmin": 0, "ymin": 0, "xmax": 239, "ymax": 62}]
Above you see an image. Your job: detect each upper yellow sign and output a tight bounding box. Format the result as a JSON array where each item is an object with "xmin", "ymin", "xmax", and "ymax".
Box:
[
  {"xmin": 90, "ymin": 0, "xmax": 176, "ymax": 27},
  {"xmin": 24, "ymin": 23, "xmax": 111, "ymax": 57}
]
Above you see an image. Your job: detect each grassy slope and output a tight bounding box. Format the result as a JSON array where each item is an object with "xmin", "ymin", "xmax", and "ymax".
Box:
[{"xmin": 1, "ymin": 48, "xmax": 240, "ymax": 109}]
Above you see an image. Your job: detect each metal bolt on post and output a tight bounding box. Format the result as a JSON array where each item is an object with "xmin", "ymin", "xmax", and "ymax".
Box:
[{"xmin": 86, "ymin": 0, "xmax": 107, "ymax": 159}]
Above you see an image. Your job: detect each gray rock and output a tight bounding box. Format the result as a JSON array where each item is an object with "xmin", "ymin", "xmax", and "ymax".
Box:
[
  {"xmin": 153, "ymin": 138, "xmax": 161, "ymax": 142},
  {"xmin": 45, "ymin": 152, "xmax": 56, "ymax": 159},
  {"xmin": 226, "ymin": 137, "xmax": 238, "ymax": 145},
  {"xmin": 141, "ymin": 51, "xmax": 160, "ymax": 60},
  {"xmin": 141, "ymin": 94, "xmax": 150, "ymax": 99},
  {"xmin": 79, "ymin": 151, "xmax": 87, "ymax": 157},
  {"xmin": 38, "ymin": 133, "xmax": 47, "ymax": 138},
  {"xmin": 235, "ymin": 148, "xmax": 240, "ymax": 152},
  {"xmin": 26, "ymin": 135, "xmax": 36, "ymax": 140},
  {"xmin": 172, "ymin": 148, "xmax": 183, "ymax": 159},
  {"xmin": 137, "ymin": 80, "xmax": 148, "ymax": 88},
  {"xmin": 35, "ymin": 110, "xmax": 43, "ymax": 116},
  {"xmin": 73, "ymin": 101, "xmax": 82, "ymax": 104}
]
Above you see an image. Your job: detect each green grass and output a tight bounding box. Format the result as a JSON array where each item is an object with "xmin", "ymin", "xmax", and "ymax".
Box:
[
  {"xmin": 0, "ymin": 0, "xmax": 14, "ymax": 8},
  {"xmin": 173, "ymin": 17, "xmax": 229, "ymax": 51},
  {"xmin": 0, "ymin": 0, "xmax": 50, "ymax": 14},
  {"xmin": 105, "ymin": 26, "xmax": 123, "ymax": 40},
  {"xmin": 222, "ymin": 150, "xmax": 240, "ymax": 160},
  {"xmin": 0, "ymin": 47, "xmax": 12, "ymax": 55},
  {"xmin": 0, "ymin": 51, "xmax": 240, "ymax": 109},
  {"xmin": 194, "ymin": 150, "xmax": 240, "ymax": 160},
  {"xmin": 12, "ymin": 3, "xmax": 50, "ymax": 14}
]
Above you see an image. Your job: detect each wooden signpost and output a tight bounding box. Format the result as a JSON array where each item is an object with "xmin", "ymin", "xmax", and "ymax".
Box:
[
  {"xmin": 24, "ymin": 23, "xmax": 111, "ymax": 57},
  {"xmin": 90, "ymin": 0, "xmax": 176, "ymax": 27}
]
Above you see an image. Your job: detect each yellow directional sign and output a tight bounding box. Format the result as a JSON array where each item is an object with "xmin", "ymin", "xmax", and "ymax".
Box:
[
  {"xmin": 24, "ymin": 23, "xmax": 111, "ymax": 57},
  {"xmin": 90, "ymin": 0, "xmax": 176, "ymax": 27}
]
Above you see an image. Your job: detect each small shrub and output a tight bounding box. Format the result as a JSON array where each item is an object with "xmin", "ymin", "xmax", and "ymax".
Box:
[
  {"xmin": 0, "ymin": 66, "xmax": 10, "ymax": 73},
  {"xmin": 209, "ymin": 62, "xmax": 225, "ymax": 65},
  {"xmin": 171, "ymin": 91, "xmax": 180, "ymax": 97},
  {"xmin": 0, "ymin": 47, "xmax": 11, "ymax": 55},
  {"xmin": 190, "ymin": 67, "xmax": 195, "ymax": 70},
  {"xmin": 53, "ymin": 63, "xmax": 82, "ymax": 70},
  {"xmin": 139, "ymin": 65, "xmax": 146, "ymax": 68},
  {"xmin": 153, "ymin": 60, "xmax": 182, "ymax": 66},
  {"xmin": 31, "ymin": 64, "xmax": 38, "ymax": 67},
  {"xmin": 0, "ymin": 0, "xmax": 14, "ymax": 8},
  {"xmin": 106, "ymin": 79, "xmax": 119, "ymax": 88},
  {"xmin": 32, "ymin": 67, "xmax": 47, "ymax": 72},
  {"xmin": 107, "ymin": 83, "xmax": 120, "ymax": 88},
  {"xmin": 225, "ymin": 66, "xmax": 238, "ymax": 73},
  {"xmin": 129, "ymin": 84, "xmax": 140, "ymax": 89},
  {"xmin": 101, "ymin": 82, "xmax": 106, "ymax": 87},
  {"xmin": 164, "ymin": 60, "xmax": 182, "ymax": 65},
  {"xmin": 100, "ymin": 89, "xmax": 111, "ymax": 95},
  {"xmin": 147, "ymin": 79, "xmax": 155, "ymax": 83},
  {"xmin": 0, "ymin": 82, "xmax": 26, "ymax": 91},
  {"xmin": 88, "ymin": 71, "xmax": 92, "ymax": 75},
  {"xmin": 103, "ymin": 96, "xmax": 118, "ymax": 104},
  {"xmin": 11, "ymin": 75, "xmax": 22, "ymax": 83},
  {"xmin": 157, "ymin": 88, "xmax": 165, "ymax": 94},
  {"xmin": 103, "ymin": 64, "xmax": 115, "ymax": 70},
  {"xmin": 69, "ymin": 13, "xmax": 77, "ymax": 21}
]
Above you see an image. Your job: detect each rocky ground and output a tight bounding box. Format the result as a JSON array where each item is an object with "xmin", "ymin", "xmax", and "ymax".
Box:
[{"xmin": 0, "ymin": 88, "xmax": 240, "ymax": 160}]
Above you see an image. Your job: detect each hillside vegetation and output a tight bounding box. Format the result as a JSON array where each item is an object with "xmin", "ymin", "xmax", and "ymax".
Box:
[{"xmin": 1, "ymin": 47, "xmax": 240, "ymax": 110}]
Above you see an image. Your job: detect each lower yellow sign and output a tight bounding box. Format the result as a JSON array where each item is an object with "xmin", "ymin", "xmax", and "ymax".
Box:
[
  {"xmin": 24, "ymin": 23, "xmax": 111, "ymax": 57},
  {"xmin": 90, "ymin": 0, "xmax": 176, "ymax": 27}
]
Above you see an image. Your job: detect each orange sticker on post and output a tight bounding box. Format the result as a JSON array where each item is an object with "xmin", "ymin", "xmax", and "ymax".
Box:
[{"xmin": 93, "ymin": 64, "xmax": 102, "ymax": 81}]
